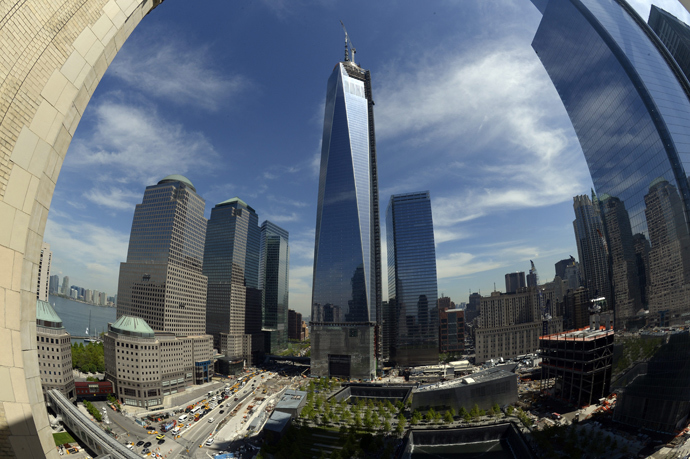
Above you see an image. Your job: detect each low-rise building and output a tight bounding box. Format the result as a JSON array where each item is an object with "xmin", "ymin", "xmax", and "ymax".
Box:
[
  {"xmin": 273, "ymin": 389, "xmax": 307, "ymax": 418},
  {"xmin": 439, "ymin": 307, "xmax": 464, "ymax": 355},
  {"xmin": 36, "ymin": 299, "xmax": 75, "ymax": 401},
  {"xmin": 411, "ymin": 367, "xmax": 518, "ymax": 413},
  {"xmin": 475, "ymin": 287, "xmax": 563, "ymax": 364},
  {"xmin": 104, "ymin": 315, "xmax": 212, "ymax": 408}
]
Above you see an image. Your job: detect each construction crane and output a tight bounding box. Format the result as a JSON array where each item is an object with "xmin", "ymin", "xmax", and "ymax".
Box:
[{"xmin": 340, "ymin": 20, "xmax": 356, "ymax": 64}]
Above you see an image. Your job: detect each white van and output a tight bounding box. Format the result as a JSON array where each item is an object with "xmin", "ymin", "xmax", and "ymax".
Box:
[
  {"xmin": 205, "ymin": 438, "xmax": 214, "ymax": 446},
  {"xmin": 178, "ymin": 414, "xmax": 188, "ymax": 423}
]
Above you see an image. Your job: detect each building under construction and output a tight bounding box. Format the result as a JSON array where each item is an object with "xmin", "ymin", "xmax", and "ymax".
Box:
[{"xmin": 539, "ymin": 312, "xmax": 614, "ymax": 407}]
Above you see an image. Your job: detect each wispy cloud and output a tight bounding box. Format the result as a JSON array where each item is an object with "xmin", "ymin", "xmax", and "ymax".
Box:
[
  {"xmin": 43, "ymin": 218, "xmax": 129, "ymax": 294},
  {"xmin": 109, "ymin": 32, "xmax": 248, "ymax": 111},
  {"xmin": 83, "ymin": 187, "xmax": 143, "ymax": 210},
  {"xmin": 67, "ymin": 97, "xmax": 219, "ymax": 209},
  {"xmin": 289, "ymin": 264, "xmax": 313, "ymax": 316},
  {"xmin": 262, "ymin": 211, "xmax": 301, "ymax": 223},
  {"xmin": 376, "ymin": 34, "xmax": 589, "ymax": 227}
]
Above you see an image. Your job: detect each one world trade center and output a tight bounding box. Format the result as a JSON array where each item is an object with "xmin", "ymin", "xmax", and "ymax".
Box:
[{"xmin": 311, "ymin": 31, "xmax": 381, "ymax": 380}]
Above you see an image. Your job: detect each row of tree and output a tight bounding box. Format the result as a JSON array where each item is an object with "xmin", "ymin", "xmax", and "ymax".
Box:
[{"xmin": 71, "ymin": 342, "xmax": 104, "ymax": 374}]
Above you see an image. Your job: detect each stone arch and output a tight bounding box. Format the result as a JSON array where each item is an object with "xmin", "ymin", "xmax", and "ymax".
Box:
[{"xmin": 0, "ymin": 1, "xmax": 163, "ymax": 457}]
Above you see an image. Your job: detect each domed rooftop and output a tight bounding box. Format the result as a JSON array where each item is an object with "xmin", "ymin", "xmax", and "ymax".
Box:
[
  {"xmin": 36, "ymin": 299, "xmax": 63, "ymax": 329},
  {"xmin": 158, "ymin": 174, "xmax": 196, "ymax": 192},
  {"xmin": 216, "ymin": 197, "xmax": 255, "ymax": 212},
  {"xmin": 110, "ymin": 315, "xmax": 155, "ymax": 338},
  {"xmin": 649, "ymin": 177, "xmax": 670, "ymax": 190}
]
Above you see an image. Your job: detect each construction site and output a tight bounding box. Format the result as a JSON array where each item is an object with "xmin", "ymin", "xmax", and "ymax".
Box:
[{"xmin": 539, "ymin": 312, "xmax": 614, "ymax": 407}]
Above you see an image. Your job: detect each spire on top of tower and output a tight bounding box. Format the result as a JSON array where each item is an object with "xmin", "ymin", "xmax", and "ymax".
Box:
[{"xmin": 340, "ymin": 20, "xmax": 356, "ymax": 65}]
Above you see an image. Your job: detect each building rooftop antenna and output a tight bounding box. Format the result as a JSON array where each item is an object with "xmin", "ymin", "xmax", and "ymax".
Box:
[{"xmin": 340, "ymin": 20, "xmax": 356, "ymax": 64}]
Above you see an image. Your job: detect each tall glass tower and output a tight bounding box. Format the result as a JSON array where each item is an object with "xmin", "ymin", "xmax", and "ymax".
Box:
[
  {"xmin": 531, "ymin": 0, "xmax": 690, "ymax": 327},
  {"xmin": 203, "ymin": 197, "xmax": 262, "ymax": 363},
  {"xmin": 259, "ymin": 220, "xmax": 289, "ymax": 353},
  {"xmin": 386, "ymin": 191, "xmax": 438, "ymax": 366},
  {"xmin": 573, "ymin": 194, "xmax": 611, "ymax": 306},
  {"xmin": 311, "ymin": 43, "xmax": 381, "ymax": 380},
  {"xmin": 117, "ymin": 175, "xmax": 208, "ymax": 336}
]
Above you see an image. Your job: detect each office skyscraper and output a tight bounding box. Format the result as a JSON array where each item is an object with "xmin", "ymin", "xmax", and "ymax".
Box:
[
  {"xmin": 37, "ymin": 242, "xmax": 51, "ymax": 301},
  {"xmin": 649, "ymin": 6, "xmax": 690, "ymax": 81},
  {"xmin": 49, "ymin": 274, "xmax": 59, "ymax": 294},
  {"xmin": 601, "ymin": 195, "xmax": 643, "ymax": 325},
  {"xmin": 61, "ymin": 275, "xmax": 69, "ymax": 295},
  {"xmin": 573, "ymin": 194, "xmax": 611, "ymax": 306},
  {"xmin": 311, "ymin": 41, "xmax": 381, "ymax": 380},
  {"xmin": 259, "ymin": 221, "xmax": 289, "ymax": 353},
  {"xmin": 107, "ymin": 175, "xmax": 212, "ymax": 406},
  {"xmin": 505, "ymin": 272, "xmax": 526, "ymax": 294},
  {"xmin": 203, "ymin": 197, "xmax": 263, "ymax": 364},
  {"xmin": 531, "ymin": 0, "xmax": 690, "ymax": 326},
  {"xmin": 386, "ymin": 191, "xmax": 438, "ymax": 366},
  {"xmin": 117, "ymin": 175, "xmax": 209, "ymax": 335}
]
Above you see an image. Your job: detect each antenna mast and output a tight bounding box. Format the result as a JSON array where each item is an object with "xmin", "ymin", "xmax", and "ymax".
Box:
[{"xmin": 340, "ymin": 20, "xmax": 356, "ymax": 64}]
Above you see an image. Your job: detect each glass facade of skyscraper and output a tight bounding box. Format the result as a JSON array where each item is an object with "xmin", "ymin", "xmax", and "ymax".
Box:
[
  {"xmin": 572, "ymin": 194, "xmax": 611, "ymax": 304},
  {"xmin": 203, "ymin": 197, "xmax": 262, "ymax": 362},
  {"xmin": 386, "ymin": 191, "xmax": 438, "ymax": 366},
  {"xmin": 531, "ymin": 0, "xmax": 690, "ymax": 327},
  {"xmin": 117, "ymin": 175, "xmax": 208, "ymax": 336},
  {"xmin": 311, "ymin": 58, "xmax": 381, "ymax": 380},
  {"xmin": 259, "ymin": 221, "xmax": 289, "ymax": 353}
]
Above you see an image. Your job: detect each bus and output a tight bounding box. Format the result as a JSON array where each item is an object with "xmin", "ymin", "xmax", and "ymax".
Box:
[{"xmin": 190, "ymin": 406, "xmax": 201, "ymax": 415}]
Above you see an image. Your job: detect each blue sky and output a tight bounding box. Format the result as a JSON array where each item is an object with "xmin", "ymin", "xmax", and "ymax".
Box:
[{"xmin": 44, "ymin": 0, "xmax": 690, "ymax": 317}]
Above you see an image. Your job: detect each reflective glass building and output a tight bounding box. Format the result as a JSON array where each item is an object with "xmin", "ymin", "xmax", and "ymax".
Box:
[
  {"xmin": 573, "ymin": 194, "xmax": 611, "ymax": 305},
  {"xmin": 311, "ymin": 52, "xmax": 381, "ymax": 380},
  {"xmin": 649, "ymin": 6, "xmax": 690, "ymax": 82},
  {"xmin": 386, "ymin": 191, "xmax": 438, "ymax": 366},
  {"xmin": 117, "ymin": 175, "xmax": 209, "ymax": 336},
  {"xmin": 259, "ymin": 220, "xmax": 289, "ymax": 353},
  {"xmin": 531, "ymin": 0, "xmax": 690, "ymax": 327},
  {"xmin": 203, "ymin": 197, "xmax": 263, "ymax": 363}
]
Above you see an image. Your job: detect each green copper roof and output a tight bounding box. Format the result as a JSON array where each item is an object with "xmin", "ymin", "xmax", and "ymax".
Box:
[
  {"xmin": 111, "ymin": 315, "xmax": 155, "ymax": 338},
  {"xmin": 158, "ymin": 174, "xmax": 196, "ymax": 192},
  {"xmin": 649, "ymin": 177, "xmax": 668, "ymax": 190},
  {"xmin": 36, "ymin": 299, "xmax": 63, "ymax": 329},
  {"xmin": 217, "ymin": 197, "xmax": 255, "ymax": 213}
]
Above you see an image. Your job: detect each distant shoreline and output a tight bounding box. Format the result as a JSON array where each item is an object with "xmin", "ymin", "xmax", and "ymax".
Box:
[{"xmin": 49, "ymin": 293, "xmax": 116, "ymax": 308}]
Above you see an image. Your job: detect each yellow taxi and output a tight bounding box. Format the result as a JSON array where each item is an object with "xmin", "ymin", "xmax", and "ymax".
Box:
[
  {"xmin": 147, "ymin": 430, "xmax": 158, "ymax": 435},
  {"xmin": 156, "ymin": 434, "xmax": 165, "ymax": 440}
]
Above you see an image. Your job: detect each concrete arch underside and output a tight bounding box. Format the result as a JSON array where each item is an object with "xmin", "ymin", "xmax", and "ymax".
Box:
[{"xmin": 0, "ymin": 0, "xmax": 161, "ymax": 457}]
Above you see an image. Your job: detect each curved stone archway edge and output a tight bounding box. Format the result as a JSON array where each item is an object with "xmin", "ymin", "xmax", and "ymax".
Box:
[{"xmin": 0, "ymin": 1, "xmax": 162, "ymax": 457}]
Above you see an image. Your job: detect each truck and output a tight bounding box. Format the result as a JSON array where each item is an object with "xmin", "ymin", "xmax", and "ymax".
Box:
[{"xmin": 160, "ymin": 420, "xmax": 176, "ymax": 433}]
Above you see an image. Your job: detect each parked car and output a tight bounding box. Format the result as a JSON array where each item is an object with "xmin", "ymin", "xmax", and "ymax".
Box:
[
  {"xmin": 136, "ymin": 441, "xmax": 144, "ymax": 447},
  {"xmin": 143, "ymin": 442, "xmax": 151, "ymax": 448}
]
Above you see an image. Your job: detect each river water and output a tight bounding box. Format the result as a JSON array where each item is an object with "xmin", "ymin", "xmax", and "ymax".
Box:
[{"xmin": 49, "ymin": 294, "xmax": 117, "ymax": 340}]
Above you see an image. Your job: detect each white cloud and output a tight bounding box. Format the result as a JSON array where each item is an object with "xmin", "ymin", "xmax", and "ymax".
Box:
[
  {"xmin": 83, "ymin": 187, "xmax": 142, "ymax": 211},
  {"xmin": 436, "ymin": 252, "xmax": 505, "ymax": 279},
  {"xmin": 289, "ymin": 265, "xmax": 313, "ymax": 316},
  {"xmin": 109, "ymin": 34, "xmax": 248, "ymax": 111},
  {"xmin": 434, "ymin": 228, "xmax": 470, "ymax": 245},
  {"xmin": 67, "ymin": 98, "xmax": 219, "ymax": 206},
  {"xmin": 44, "ymin": 219, "xmax": 129, "ymax": 295},
  {"xmin": 262, "ymin": 212, "xmax": 301, "ymax": 223},
  {"xmin": 376, "ymin": 34, "xmax": 589, "ymax": 226}
]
